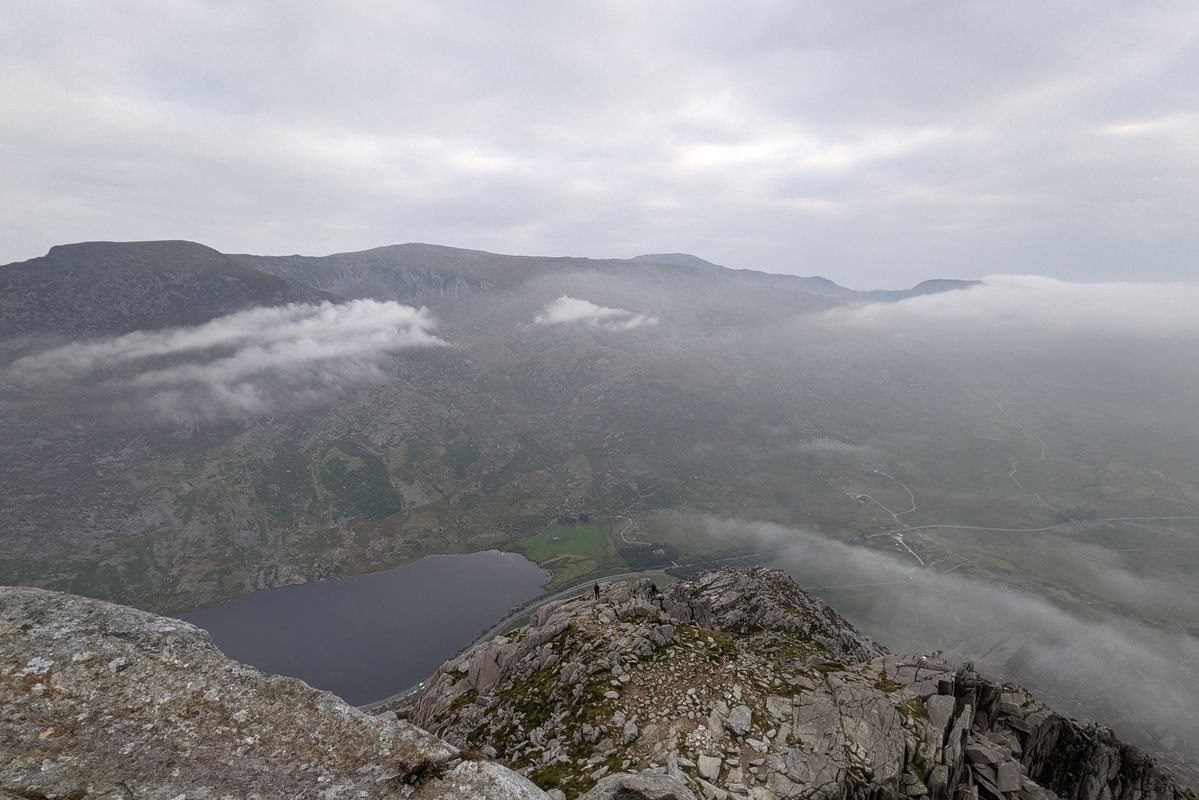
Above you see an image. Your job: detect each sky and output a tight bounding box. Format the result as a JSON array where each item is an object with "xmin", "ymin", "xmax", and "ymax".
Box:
[{"xmin": 2, "ymin": 1, "xmax": 1196, "ymax": 288}]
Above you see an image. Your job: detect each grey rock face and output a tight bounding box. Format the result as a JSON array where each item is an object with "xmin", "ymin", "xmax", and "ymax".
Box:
[{"xmin": 0, "ymin": 585, "xmax": 546, "ymax": 799}]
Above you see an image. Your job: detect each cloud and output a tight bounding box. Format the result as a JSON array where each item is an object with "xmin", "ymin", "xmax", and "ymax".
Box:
[
  {"xmin": 9, "ymin": 300, "xmax": 446, "ymax": 418},
  {"xmin": 2, "ymin": 2, "xmax": 1198, "ymax": 286},
  {"xmin": 694, "ymin": 516, "xmax": 1199, "ymax": 759},
  {"xmin": 823, "ymin": 275, "xmax": 1199, "ymax": 339},
  {"xmin": 533, "ymin": 296, "xmax": 658, "ymax": 331}
]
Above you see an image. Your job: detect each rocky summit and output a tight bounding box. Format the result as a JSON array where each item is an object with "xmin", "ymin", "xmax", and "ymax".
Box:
[
  {"xmin": 410, "ymin": 568, "xmax": 1194, "ymax": 800},
  {"xmin": 1, "ymin": 569, "xmax": 1193, "ymax": 800}
]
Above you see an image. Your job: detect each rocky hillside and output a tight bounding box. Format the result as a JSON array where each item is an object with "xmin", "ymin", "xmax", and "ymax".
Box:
[
  {"xmin": 410, "ymin": 569, "xmax": 1193, "ymax": 800},
  {"xmin": 0, "ymin": 568, "xmax": 1192, "ymax": 800},
  {"xmin": 0, "ymin": 585, "xmax": 547, "ymax": 799}
]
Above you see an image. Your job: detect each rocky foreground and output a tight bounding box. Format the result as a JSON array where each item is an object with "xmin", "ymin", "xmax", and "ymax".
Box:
[
  {"xmin": 1, "ymin": 569, "xmax": 1193, "ymax": 800},
  {"xmin": 0, "ymin": 585, "xmax": 545, "ymax": 799}
]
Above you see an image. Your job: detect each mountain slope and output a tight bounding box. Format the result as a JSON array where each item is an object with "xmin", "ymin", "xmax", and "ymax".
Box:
[{"xmin": 0, "ymin": 240, "xmax": 338, "ymax": 337}]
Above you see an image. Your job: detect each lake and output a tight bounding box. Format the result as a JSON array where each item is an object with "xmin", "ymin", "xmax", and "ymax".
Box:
[{"xmin": 178, "ymin": 550, "xmax": 546, "ymax": 705}]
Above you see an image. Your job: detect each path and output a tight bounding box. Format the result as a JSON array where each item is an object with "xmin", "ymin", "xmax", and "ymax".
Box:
[
  {"xmin": 616, "ymin": 514, "xmax": 646, "ymax": 545},
  {"xmin": 867, "ymin": 515, "xmax": 1199, "ymax": 539},
  {"xmin": 995, "ymin": 401, "xmax": 1052, "ymax": 509},
  {"xmin": 859, "ymin": 469, "xmax": 924, "ymax": 566}
]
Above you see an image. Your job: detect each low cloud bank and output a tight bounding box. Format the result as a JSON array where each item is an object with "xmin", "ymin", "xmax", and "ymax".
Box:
[
  {"xmin": 697, "ymin": 517, "xmax": 1199, "ymax": 758},
  {"xmin": 825, "ymin": 275, "xmax": 1199, "ymax": 339},
  {"xmin": 534, "ymin": 296, "xmax": 658, "ymax": 331},
  {"xmin": 10, "ymin": 300, "xmax": 446, "ymax": 418}
]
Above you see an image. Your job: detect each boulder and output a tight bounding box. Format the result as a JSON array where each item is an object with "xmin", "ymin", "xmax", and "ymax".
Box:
[
  {"xmin": 726, "ymin": 704, "xmax": 753, "ymax": 736},
  {"xmin": 698, "ymin": 754, "xmax": 724, "ymax": 781},
  {"xmin": 996, "ymin": 761, "xmax": 1023, "ymax": 794},
  {"xmin": 579, "ymin": 772, "xmax": 699, "ymax": 800},
  {"xmin": 413, "ymin": 760, "xmax": 550, "ymax": 799}
]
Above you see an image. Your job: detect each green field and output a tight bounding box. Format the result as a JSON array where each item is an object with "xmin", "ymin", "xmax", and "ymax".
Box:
[
  {"xmin": 507, "ymin": 522, "xmax": 618, "ymax": 588},
  {"xmin": 510, "ymin": 522, "xmax": 613, "ymax": 562}
]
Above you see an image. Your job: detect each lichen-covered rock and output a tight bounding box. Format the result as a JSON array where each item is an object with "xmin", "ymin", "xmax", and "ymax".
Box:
[
  {"xmin": 0, "ymin": 586, "xmax": 546, "ymax": 799},
  {"xmin": 411, "ymin": 760, "xmax": 550, "ymax": 799}
]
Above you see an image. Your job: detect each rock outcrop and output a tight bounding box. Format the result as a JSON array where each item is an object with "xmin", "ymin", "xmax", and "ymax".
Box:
[
  {"xmin": 0, "ymin": 585, "xmax": 546, "ymax": 799},
  {"xmin": 2, "ymin": 569, "xmax": 1193, "ymax": 800},
  {"xmin": 411, "ymin": 569, "xmax": 1193, "ymax": 800}
]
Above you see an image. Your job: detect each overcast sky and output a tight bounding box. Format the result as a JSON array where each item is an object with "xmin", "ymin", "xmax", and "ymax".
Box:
[{"xmin": 2, "ymin": 2, "xmax": 1196, "ymax": 287}]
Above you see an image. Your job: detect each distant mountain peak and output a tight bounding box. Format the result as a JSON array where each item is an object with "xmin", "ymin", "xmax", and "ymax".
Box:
[{"xmin": 45, "ymin": 239, "xmax": 224, "ymax": 260}]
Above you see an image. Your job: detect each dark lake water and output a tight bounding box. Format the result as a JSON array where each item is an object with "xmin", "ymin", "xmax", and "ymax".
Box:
[{"xmin": 178, "ymin": 551, "xmax": 546, "ymax": 705}]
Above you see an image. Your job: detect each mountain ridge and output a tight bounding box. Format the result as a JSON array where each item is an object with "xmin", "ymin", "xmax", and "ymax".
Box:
[
  {"xmin": 632, "ymin": 252, "xmax": 979, "ymax": 301},
  {"xmin": 1, "ymin": 240, "xmax": 975, "ymax": 320}
]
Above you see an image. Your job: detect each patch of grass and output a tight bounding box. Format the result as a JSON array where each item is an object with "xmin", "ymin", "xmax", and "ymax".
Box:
[
  {"xmin": 811, "ymin": 661, "xmax": 845, "ymax": 675},
  {"xmin": 897, "ymin": 697, "xmax": 929, "ymax": 721},
  {"xmin": 530, "ymin": 761, "xmax": 574, "ymax": 791},
  {"xmin": 542, "ymin": 557, "xmax": 600, "ymax": 590},
  {"xmin": 875, "ymin": 677, "xmax": 904, "ymax": 694},
  {"xmin": 509, "ymin": 522, "xmax": 613, "ymax": 564}
]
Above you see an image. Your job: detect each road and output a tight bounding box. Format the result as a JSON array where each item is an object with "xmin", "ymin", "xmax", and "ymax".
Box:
[
  {"xmin": 860, "ymin": 469, "xmax": 924, "ymax": 565},
  {"xmin": 865, "ymin": 515, "xmax": 1199, "ymax": 539}
]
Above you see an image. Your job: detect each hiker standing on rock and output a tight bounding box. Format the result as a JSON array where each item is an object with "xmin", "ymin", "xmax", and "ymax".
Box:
[{"xmin": 593, "ymin": 582, "xmax": 600, "ymax": 601}]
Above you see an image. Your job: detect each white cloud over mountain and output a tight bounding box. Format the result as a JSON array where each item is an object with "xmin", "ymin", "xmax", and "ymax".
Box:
[
  {"xmin": 534, "ymin": 296, "xmax": 658, "ymax": 331},
  {"xmin": 11, "ymin": 300, "xmax": 445, "ymax": 418}
]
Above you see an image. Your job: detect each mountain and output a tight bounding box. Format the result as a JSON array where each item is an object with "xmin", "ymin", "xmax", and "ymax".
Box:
[
  {"xmin": 0, "ymin": 240, "xmax": 335, "ymax": 338},
  {"xmin": 231, "ymin": 243, "xmax": 853, "ymax": 309},
  {"xmin": 1, "ymin": 568, "xmax": 1191, "ymax": 799},
  {"xmin": 4, "ymin": 239, "xmax": 1199, "ymax": 777},
  {"xmin": 632, "ymin": 252, "xmax": 979, "ymax": 301}
]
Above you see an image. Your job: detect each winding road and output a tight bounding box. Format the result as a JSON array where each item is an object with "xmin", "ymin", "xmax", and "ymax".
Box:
[{"xmin": 616, "ymin": 514, "xmax": 646, "ymax": 545}]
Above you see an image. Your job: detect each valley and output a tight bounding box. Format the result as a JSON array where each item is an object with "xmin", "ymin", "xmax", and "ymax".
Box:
[{"xmin": 3, "ymin": 240, "xmax": 1199, "ymax": 778}]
